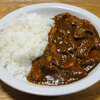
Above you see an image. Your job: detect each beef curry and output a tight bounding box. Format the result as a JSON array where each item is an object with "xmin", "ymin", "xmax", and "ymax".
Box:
[{"xmin": 27, "ymin": 13, "xmax": 100, "ymax": 85}]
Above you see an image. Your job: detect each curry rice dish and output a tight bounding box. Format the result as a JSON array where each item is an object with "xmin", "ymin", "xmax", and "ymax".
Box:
[{"xmin": 0, "ymin": 12, "xmax": 99, "ymax": 86}]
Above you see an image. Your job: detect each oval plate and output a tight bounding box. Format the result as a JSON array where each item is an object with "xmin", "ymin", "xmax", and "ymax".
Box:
[{"xmin": 0, "ymin": 3, "xmax": 100, "ymax": 96}]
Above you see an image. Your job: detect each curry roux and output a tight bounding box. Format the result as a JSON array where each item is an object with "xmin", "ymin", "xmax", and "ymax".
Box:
[{"xmin": 27, "ymin": 13, "xmax": 100, "ymax": 85}]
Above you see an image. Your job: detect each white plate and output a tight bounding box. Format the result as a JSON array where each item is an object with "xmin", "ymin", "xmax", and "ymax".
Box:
[{"xmin": 0, "ymin": 3, "xmax": 100, "ymax": 96}]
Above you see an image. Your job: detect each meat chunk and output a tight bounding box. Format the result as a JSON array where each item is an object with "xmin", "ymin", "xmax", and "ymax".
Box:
[
  {"xmin": 67, "ymin": 34, "xmax": 77, "ymax": 52},
  {"xmin": 31, "ymin": 61, "xmax": 43, "ymax": 80},
  {"xmin": 74, "ymin": 19, "xmax": 95, "ymax": 39},
  {"xmin": 92, "ymin": 37, "xmax": 100, "ymax": 47},
  {"xmin": 68, "ymin": 64, "xmax": 87, "ymax": 78},
  {"xmin": 82, "ymin": 50, "xmax": 100, "ymax": 65},
  {"xmin": 62, "ymin": 58, "xmax": 75, "ymax": 69},
  {"xmin": 74, "ymin": 28, "xmax": 86, "ymax": 39},
  {"xmin": 75, "ymin": 39, "xmax": 93, "ymax": 58},
  {"xmin": 73, "ymin": 64, "xmax": 87, "ymax": 78}
]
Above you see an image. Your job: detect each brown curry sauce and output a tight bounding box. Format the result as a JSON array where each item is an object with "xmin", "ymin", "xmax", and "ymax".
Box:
[{"xmin": 27, "ymin": 13, "xmax": 100, "ymax": 85}]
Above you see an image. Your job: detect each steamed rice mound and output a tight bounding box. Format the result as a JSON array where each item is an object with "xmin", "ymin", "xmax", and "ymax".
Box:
[{"xmin": 0, "ymin": 13, "xmax": 54, "ymax": 79}]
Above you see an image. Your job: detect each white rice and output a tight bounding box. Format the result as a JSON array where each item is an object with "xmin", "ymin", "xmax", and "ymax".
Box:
[{"xmin": 0, "ymin": 13, "xmax": 54, "ymax": 79}]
